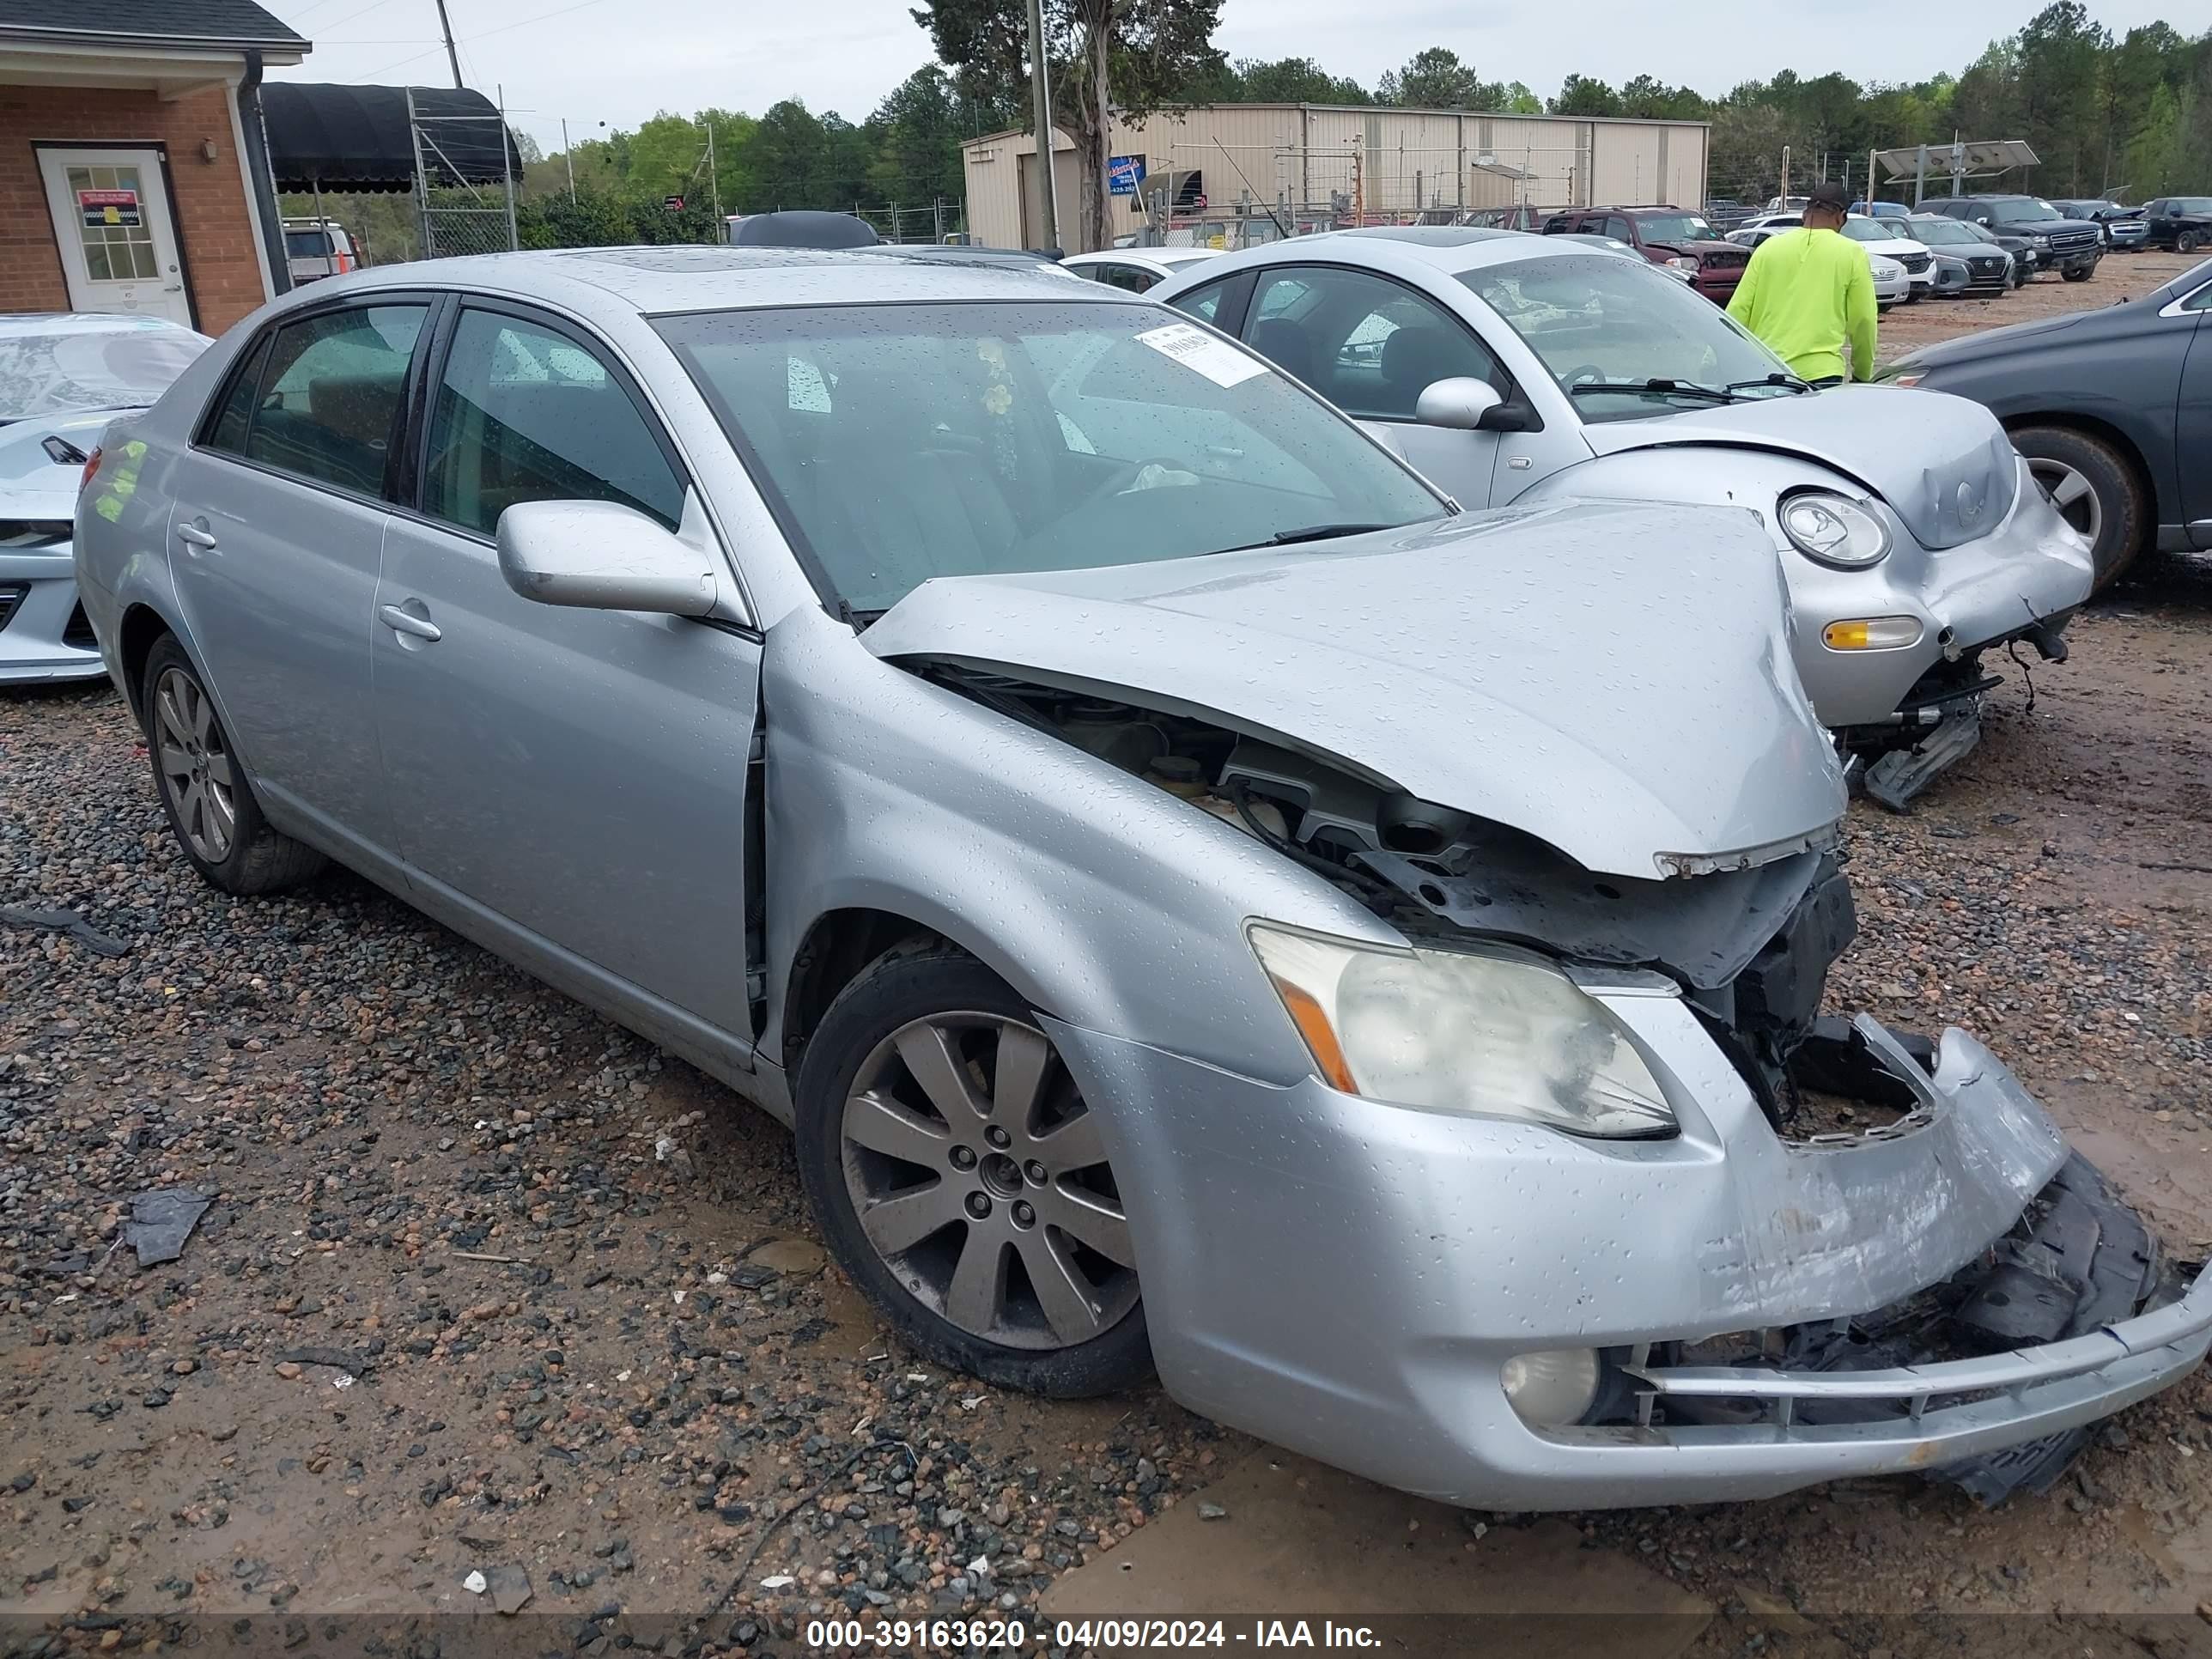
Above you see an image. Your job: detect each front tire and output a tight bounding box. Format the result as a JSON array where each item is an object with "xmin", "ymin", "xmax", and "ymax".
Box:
[
  {"xmin": 2013, "ymin": 426, "xmax": 2146, "ymax": 591},
  {"xmin": 142, "ymin": 635, "xmax": 326, "ymax": 896},
  {"xmin": 2062, "ymin": 264, "xmax": 2092, "ymax": 283},
  {"xmin": 794, "ymin": 948, "xmax": 1152, "ymax": 1398}
]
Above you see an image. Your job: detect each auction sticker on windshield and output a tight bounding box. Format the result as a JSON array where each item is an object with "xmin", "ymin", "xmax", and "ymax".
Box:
[{"xmin": 1135, "ymin": 321, "xmax": 1269, "ymax": 388}]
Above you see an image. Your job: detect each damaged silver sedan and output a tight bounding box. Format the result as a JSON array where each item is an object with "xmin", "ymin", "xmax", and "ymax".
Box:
[{"xmin": 74, "ymin": 248, "xmax": 2210, "ymax": 1510}]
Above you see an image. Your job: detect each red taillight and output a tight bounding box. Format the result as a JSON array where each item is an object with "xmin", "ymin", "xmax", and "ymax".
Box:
[{"xmin": 80, "ymin": 445, "xmax": 103, "ymax": 494}]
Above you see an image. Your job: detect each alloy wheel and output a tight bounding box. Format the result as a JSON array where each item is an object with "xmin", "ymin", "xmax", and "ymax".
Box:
[
  {"xmin": 154, "ymin": 665, "xmax": 237, "ymax": 863},
  {"xmin": 839, "ymin": 1012, "xmax": 1139, "ymax": 1351},
  {"xmin": 2027, "ymin": 457, "xmax": 2104, "ymax": 550}
]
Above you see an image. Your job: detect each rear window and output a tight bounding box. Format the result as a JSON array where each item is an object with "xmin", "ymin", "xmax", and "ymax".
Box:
[{"xmin": 286, "ymin": 230, "xmax": 332, "ymax": 258}]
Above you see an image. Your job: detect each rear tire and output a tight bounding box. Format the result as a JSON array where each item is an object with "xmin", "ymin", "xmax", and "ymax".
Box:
[
  {"xmin": 2012, "ymin": 426, "xmax": 2147, "ymax": 592},
  {"xmin": 141, "ymin": 635, "xmax": 326, "ymax": 896},
  {"xmin": 2179, "ymin": 230, "xmax": 2202, "ymax": 254},
  {"xmin": 793, "ymin": 947, "xmax": 1153, "ymax": 1398}
]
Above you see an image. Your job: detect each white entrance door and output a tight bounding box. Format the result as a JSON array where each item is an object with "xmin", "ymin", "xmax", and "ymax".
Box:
[{"xmin": 37, "ymin": 148, "xmax": 193, "ymax": 326}]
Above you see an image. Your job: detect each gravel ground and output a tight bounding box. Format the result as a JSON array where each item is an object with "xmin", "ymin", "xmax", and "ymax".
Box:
[
  {"xmin": 1875, "ymin": 246, "xmax": 2201, "ymax": 365},
  {"xmin": 4, "ymin": 295, "xmax": 2211, "ymax": 1646}
]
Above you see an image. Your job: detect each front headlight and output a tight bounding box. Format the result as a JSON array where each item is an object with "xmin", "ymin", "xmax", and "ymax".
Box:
[
  {"xmin": 1247, "ymin": 923, "xmax": 1677, "ymax": 1139},
  {"xmin": 1779, "ymin": 490, "xmax": 1893, "ymax": 568},
  {"xmin": 1666, "ymin": 256, "xmax": 1698, "ymax": 271}
]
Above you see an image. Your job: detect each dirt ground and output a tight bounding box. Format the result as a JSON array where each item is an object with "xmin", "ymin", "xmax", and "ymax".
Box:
[
  {"xmin": 5, "ymin": 258, "xmax": 2212, "ymax": 1657},
  {"xmin": 1875, "ymin": 245, "xmax": 2202, "ymax": 363}
]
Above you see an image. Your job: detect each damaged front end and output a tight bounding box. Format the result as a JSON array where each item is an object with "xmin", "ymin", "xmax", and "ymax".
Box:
[
  {"xmin": 858, "ymin": 510, "xmax": 2194, "ymax": 1505},
  {"xmin": 906, "ymin": 668, "xmax": 2207, "ymax": 1503}
]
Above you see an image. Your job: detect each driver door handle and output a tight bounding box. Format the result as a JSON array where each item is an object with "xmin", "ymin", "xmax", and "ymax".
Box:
[
  {"xmin": 176, "ymin": 522, "xmax": 217, "ymax": 550},
  {"xmin": 380, "ymin": 603, "xmax": 442, "ymax": 642}
]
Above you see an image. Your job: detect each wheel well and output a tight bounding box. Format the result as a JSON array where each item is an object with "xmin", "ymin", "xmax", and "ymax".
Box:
[
  {"xmin": 117, "ymin": 605, "xmax": 173, "ymax": 720},
  {"xmin": 781, "ymin": 908, "xmax": 947, "ymax": 1073},
  {"xmin": 2002, "ymin": 413, "xmax": 2159, "ymax": 525}
]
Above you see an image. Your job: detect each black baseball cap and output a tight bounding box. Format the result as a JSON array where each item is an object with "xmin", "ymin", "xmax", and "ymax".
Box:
[{"xmin": 1807, "ymin": 181, "xmax": 1850, "ymax": 211}]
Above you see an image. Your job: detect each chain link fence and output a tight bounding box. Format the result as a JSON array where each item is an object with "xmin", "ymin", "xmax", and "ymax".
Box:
[
  {"xmin": 853, "ymin": 203, "xmax": 969, "ymax": 244},
  {"xmin": 409, "ymin": 93, "xmax": 518, "ymax": 259}
]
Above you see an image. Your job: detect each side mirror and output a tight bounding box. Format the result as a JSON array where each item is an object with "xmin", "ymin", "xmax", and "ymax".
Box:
[
  {"xmin": 1414, "ymin": 376, "xmax": 1504, "ymax": 431},
  {"xmin": 1973, "ymin": 216, "xmax": 1992, "ymax": 226},
  {"xmin": 497, "ymin": 499, "xmax": 720, "ymax": 617}
]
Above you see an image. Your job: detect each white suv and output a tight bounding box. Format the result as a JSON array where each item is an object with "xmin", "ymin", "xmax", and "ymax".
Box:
[
  {"xmin": 281, "ymin": 218, "xmax": 358, "ymax": 284},
  {"xmin": 1729, "ymin": 212, "xmax": 1936, "ymax": 301}
]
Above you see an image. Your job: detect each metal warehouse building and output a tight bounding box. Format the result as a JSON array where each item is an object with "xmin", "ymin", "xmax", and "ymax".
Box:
[{"xmin": 961, "ymin": 103, "xmax": 1711, "ymax": 252}]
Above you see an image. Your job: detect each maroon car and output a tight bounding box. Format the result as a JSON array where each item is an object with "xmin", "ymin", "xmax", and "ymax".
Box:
[{"xmin": 1542, "ymin": 206, "xmax": 1749, "ymax": 302}]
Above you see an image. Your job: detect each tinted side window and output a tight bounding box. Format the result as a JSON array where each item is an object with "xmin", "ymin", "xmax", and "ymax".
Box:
[
  {"xmin": 1170, "ymin": 281, "xmax": 1229, "ymax": 322},
  {"xmin": 239, "ymin": 305, "xmax": 425, "ymax": 495},
  {"xmin": 1244, "ymin": 266, "xmax": 1506, "ymax": 421},
  {"xmin": 1097, "ymin": 264, "xmax": 1158, "ymax": 293},
  {"xmin": 423, "ymin": 308, "xmax": 685, "ymax": 538},
  {"xmin": 204, "ymin": 335, "xmax": 272, "ymax": 454}
]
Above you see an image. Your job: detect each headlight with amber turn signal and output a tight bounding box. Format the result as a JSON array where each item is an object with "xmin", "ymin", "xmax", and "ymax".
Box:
[{"xmin": 1247, "ymin": 923, "xmax": 1677, "ymax": 1139}]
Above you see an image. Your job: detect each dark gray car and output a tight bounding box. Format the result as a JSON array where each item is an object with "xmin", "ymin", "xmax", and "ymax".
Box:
[{"xmin": 1880, "ymin": 256, "xmax": 2212, "ymax": 586}]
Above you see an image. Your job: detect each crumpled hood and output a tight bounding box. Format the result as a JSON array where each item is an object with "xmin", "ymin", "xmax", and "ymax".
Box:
[
  {"xmin": 0, "ymin": 406, "xmax": 125, "ymax": 526},
  {"xmin": 1578, "ymin": 384, "xmax": 2019, "ymax": 550},
  {"xmin": 863, "ymin": 501, "xmax": 1844, "ymax": 881}
]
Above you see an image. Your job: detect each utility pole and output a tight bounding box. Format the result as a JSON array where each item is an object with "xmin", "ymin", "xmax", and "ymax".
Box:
[
  {"xmin": 705, "ymin": 117, "xmax": 720, "ymax": 222},
  {"xmin": 1779, "ymin": 143, "xmax": 1790, "ymax": 203},
  {"xmin": 1024, "ymin": 0, "xmax": 1058, "ymax": 252},
  {"xmin": 562, "ymin": 118, "xmax": 575, "ymax": 204},
  {"xmin": 433, "ymin": 0, "xmax": 463, "ymax": 88}
]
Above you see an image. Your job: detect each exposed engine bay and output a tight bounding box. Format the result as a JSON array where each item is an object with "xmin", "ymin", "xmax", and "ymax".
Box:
[{"xmin": 923, "ymin": 662, "xmax": 1873, "ymax": 1128}]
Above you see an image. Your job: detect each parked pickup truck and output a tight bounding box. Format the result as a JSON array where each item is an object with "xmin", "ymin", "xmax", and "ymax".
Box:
[
  {"xmin": 2140, "ymin": 198, "xmax": 2212, "ymax": 253},
  {"xmin": 1540, "ymin": 205, "xmax": 1748, "ymax": 301}
]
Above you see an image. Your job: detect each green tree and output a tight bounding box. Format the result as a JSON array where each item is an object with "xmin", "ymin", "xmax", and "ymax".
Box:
[
  {"xmin": 1376, "ymin": 46, "xmax": 1492, "ymax": 109},
  {"xmin": 915, "ymin": 0, "xmax": 1226, "ymax": 251},
  {"xmin": 1230, "ymin": 55, "xmax": 1370, "ymax": 104},
  {"xmin": 867, "ymin": 67, "xmax": 975, "ymax": 204},
  {"xmin": 1550, "ymin": 74, "xmax": 1621, "ymax": 117}
]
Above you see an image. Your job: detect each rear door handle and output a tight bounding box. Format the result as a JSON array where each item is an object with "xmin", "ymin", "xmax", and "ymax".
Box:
[
  {"xmin": 379, "ymin": 603, "xmax": 442, "ymax": 642},
  {"xmin": 176, "ymin": 522, "xmax": 217, "ymax": 550}
]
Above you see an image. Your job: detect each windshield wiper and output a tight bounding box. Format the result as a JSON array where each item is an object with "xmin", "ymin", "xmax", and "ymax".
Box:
[
  {"xmin": 1267, "ymin": 521, "xmax": 1397, "ymax": 545},
  {"xmin": 1209, "ymin": 521, "xmax": 1401, "ymax": 555},
  {"xmin": 1726, "ymin": 372, "xmax": 1814, "ymax": 395},
  {"xmin": 1567, "ymin": 378, "xmax": 1740, "ymax": 404}
]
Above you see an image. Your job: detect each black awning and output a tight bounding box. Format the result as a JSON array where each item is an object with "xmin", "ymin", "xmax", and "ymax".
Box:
[{"xmin": 261, "ymin": 82, "xmax": 521, "ymax": 194}]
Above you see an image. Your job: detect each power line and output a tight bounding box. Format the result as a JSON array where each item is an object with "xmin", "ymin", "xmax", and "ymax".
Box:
[{"xmin": 345, "ymin": 0, "xmax": 621, "ymax": 83}]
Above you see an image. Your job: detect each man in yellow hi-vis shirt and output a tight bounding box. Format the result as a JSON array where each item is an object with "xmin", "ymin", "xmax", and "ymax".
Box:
[{"xmin": 1725, "ymin": 181, "xmax": 1878, "ymax": 386}]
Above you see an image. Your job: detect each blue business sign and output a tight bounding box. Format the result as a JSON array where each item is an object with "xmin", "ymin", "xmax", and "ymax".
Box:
[{"xmin": 1108, "ymin": 155, "xmax": 1146, "ymax": 196}]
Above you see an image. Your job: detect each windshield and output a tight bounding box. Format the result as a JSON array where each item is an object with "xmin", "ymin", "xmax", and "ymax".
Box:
[
  {"xmin": 1632, "ymin": 213, "xmax": 1714, "ymax": 243},
  {"xmin": 1458, "ymin": 252, "xmax": 1792, "ymax": 423},
  {"xmin": 0, "ymin": 318, "xmax": 210, "ymax": 422},
  {"xmin": 1840, "ymin": 219, "xmax": 1898, "ymax": 243},
  {"xmin": 1989, "ymin": 199, "xmax": 2063, "ymax": 223},
  {"xmin": 656, "ymin": 301, "xmax": 1445, "ymax": 614},
  {"xmin": 1907, "ymin": 219, "xmax": 1981, "ymax": 246}
]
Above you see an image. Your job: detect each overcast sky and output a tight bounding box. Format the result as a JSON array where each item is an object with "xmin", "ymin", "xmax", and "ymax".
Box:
[{"xmin": 265, "ymin": 0, "xmax": 2189, "ymax": 155}]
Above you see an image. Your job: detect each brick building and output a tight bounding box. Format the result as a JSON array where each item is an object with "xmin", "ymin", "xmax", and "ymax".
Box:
[{"xmin": 1, "ymin": 0, "xmax": 307, "ymax": 336}]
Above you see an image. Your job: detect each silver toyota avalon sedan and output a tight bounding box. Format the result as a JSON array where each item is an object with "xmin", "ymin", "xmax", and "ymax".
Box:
[{"xmin": 73, "ymin": 247, "xmax": 2209, "ymax": 1510}]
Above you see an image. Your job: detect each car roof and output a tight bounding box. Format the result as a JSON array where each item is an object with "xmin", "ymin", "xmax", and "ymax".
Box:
[
  {"xmin": 1172, "ymin": 226, "xmax": 1642, "ymax": 285},
  {"xmin": 276, "ymin": 244, "xmax": 1136, "ymax": 317}
]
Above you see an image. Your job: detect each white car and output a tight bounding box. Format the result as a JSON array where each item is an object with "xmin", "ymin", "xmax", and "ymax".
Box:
[
  {"xmin": 1731, "ymin": 213, "xmax": 1935, "ymax": 301},
  {"xmin": 1868, "ymin": 252, "xmax": 1910, "ymax": 309},
  {"xmin": 1061, "ymin": 247, "xmax": 1224, "ymax": 294}
]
